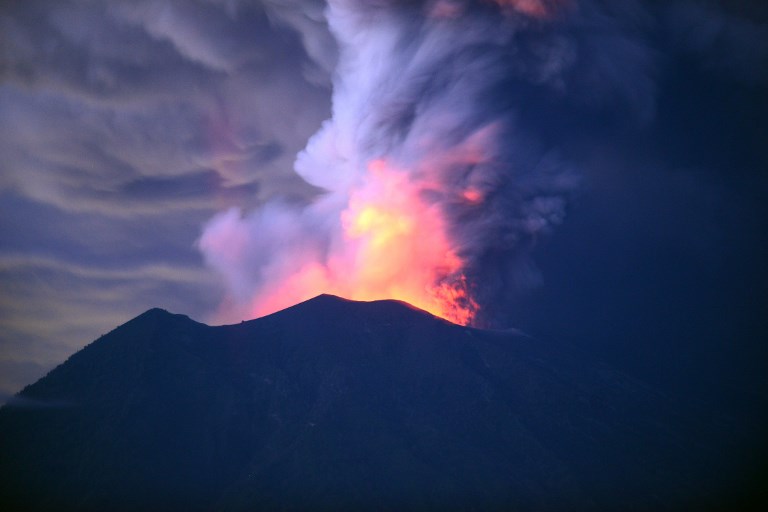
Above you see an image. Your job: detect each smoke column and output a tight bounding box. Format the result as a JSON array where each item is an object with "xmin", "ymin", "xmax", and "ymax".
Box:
[{"xmin": 199, "ymin": 0, "xmax": 593, "ymax": 326}]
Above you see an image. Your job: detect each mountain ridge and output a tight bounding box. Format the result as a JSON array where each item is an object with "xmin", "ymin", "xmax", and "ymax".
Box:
[{"xmin": 0, "ymin": 294, "xmax": 747, "ymax": 510}]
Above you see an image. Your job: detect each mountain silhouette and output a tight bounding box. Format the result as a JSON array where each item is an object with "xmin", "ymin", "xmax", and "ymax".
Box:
[{"xmin": 0, "ymin": 294, "xmax": 750, "ymax": 510}]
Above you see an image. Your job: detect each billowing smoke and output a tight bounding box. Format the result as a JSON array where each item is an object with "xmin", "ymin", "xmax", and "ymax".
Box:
[{"xmin": 199, "ymin": 0, "xmax": 652, "ymax": 326}]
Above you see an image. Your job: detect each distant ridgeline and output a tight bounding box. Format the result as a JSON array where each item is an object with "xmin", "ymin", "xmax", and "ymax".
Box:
[{"xmin": 0, "ymin": 295, "xmax": 755, "ymax": 510}]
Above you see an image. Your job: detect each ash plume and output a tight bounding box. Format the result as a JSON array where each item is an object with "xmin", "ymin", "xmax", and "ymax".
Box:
[{"xmin": 199, "ymin": 0, "xmax": 655, "ymax": 326}]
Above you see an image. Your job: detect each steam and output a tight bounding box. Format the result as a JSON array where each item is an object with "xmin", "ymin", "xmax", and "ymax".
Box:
[{"xmin": 199, "ymin": 0, "xmax": 647, "ymax": 326}]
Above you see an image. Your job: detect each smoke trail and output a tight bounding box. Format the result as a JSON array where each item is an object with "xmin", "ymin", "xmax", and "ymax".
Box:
[{"xmin": 199, "ymin": 0, "xmax": 650, "ymax": 326}]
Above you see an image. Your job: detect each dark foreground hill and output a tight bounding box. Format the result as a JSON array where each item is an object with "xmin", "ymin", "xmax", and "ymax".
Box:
[{"xmin": 0, "ymin": 295, "xmax": 758, "ymax": 510}]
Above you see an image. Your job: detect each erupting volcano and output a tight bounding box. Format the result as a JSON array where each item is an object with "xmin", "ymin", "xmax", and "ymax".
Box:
[
  {"xmin": 201, "ymin": 156, "xmax": 479, "ymax": 325},
  {"xmin": 268, "ymin": 158, "xmax": 477, "ymax": 325},
  {"xmin": 199, "ymin": 0, "xmax": 575, "ymax": 326}
]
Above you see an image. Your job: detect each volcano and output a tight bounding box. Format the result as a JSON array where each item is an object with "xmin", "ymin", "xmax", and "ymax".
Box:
[{"xmin": 0, "ymin": 295, "xmax": 750, "ymax": 510}]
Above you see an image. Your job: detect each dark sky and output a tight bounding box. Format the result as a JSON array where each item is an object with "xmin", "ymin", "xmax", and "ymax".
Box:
[{"xmin": 1, "ymin": 0, "xmax": 767, "ymax": 410}]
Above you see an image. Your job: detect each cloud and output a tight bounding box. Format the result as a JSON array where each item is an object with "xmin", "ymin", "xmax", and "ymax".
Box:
[
  {"xmin": 198, "ymin": 0, "xmax": 663, "ymax": 326},
  {"xmin": 0, "ymin": 254, "xmax": 217, "ymax": 285},
  {"xmin": 0, "ymin": 0, "xmax": 333, "ymax": 217},
  {"xmin": 0, "ymin": 0, "xmax": 336, "ymax": 400},
  {"xmin": 197, "ymin": 0, "xmax": 768, "ymax": 330}
]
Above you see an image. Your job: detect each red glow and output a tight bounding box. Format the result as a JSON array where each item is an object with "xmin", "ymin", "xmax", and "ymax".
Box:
[
  {"xmin": 250, "ymin": 159, "xmax": 478, "ymax": 325},
  {"xmin": 462, "ymin": 188, "xmax": 483, "ymax": 204},
  {"xmin": 491, "ymin": 0, "xmax": 570, "ymax": 19}
]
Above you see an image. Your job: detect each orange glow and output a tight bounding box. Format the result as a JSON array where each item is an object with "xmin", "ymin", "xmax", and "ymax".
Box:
[
  {"xmin": 250, "ymin": 159, "xmax": 478, "ymax": 325},
  {"xmin": 491, "ymin": 0, "xmax": 570, "ymax": 19},
  {"xmin": 428, "ymin": 0, "xmax": 465, "ymax": 19},
  {"xmin": 462, "ymin": 188, "xmax": 483, "ymax": 204}
]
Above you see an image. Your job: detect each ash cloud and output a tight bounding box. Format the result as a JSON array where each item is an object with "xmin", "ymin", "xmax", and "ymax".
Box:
[{"xmin": 199, "ymin": 0, "xmax": 662, "ymax": 325}]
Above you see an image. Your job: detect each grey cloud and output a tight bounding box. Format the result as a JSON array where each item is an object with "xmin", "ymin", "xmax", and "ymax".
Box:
[
  {"xmin": 0, "ymin": 254, "xmax": 217, "ymax": 286},
  {"xmin": 0, "ymin": 0, "xmax": 335, "ymax": 400},
  {"xmin": 0, "ymin": 74, "xmax": 324, "ymax": 216},
  {"xmin": 0, "ymin": 191, "xmax": 211, "ymax": 263},
  {"xmin": 263, "ymin": 0, "xmax": 338, "ymax": 82},
  {"xmin": 1, "ymin": 0, "xmax": 331, "ymax": 203},
  {"xmin": 2, "ymin": 2, "xmax": 215, "ymax": 103},
  {"xmin": 109, "ymin": 1, "xmax": 257, "ymax": 72}
]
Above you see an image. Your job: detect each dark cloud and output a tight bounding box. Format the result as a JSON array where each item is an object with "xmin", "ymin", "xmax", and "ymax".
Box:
[
  {"xmin": 198, "ymin": 0, "xmax": 664, "ymax": 325},
  {"xmin": 662, "ymin": 0, "xmax": 768, "ymax": 84}
]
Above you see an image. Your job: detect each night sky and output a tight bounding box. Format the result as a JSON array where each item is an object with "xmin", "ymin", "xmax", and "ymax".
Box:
[{"xmin": 1, "ymin": 0, "xmax": 767, "ymax": 428}]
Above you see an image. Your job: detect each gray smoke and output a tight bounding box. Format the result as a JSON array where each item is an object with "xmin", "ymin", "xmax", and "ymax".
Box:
[{"xmin": 199, "ymin": 0, "xmax": 658, "ymax": 325}]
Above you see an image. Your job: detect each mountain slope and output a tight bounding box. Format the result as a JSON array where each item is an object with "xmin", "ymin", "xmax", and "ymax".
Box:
[{"xmin": 0, "ymin": 295, "xmax": 737, "ymax": 510}]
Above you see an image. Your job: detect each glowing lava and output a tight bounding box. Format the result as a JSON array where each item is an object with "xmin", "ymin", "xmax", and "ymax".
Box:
[{"xmin": 248, "ymin": 159, "xmax": 478, "ymax": 325}]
